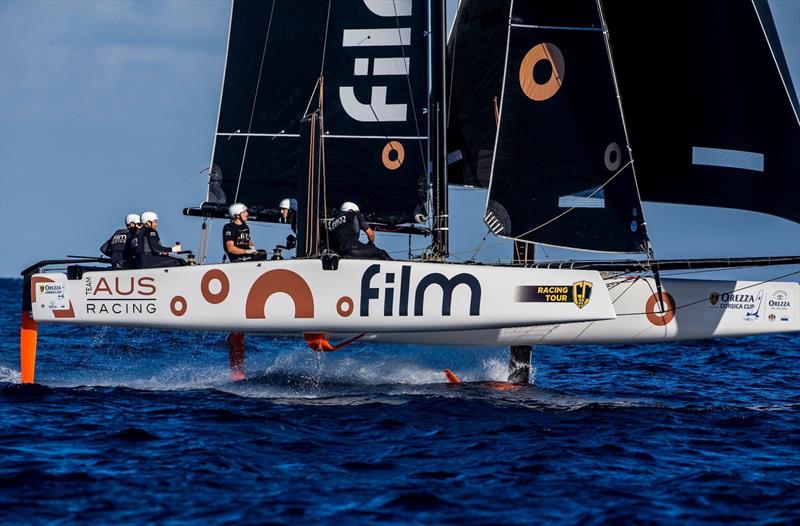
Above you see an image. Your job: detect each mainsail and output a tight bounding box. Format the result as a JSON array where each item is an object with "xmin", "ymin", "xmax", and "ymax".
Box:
[
  {"xmin": 198, "ymin": 0, "xmax": 432, "ymax": 226},
  {"xmin": 483, "ymin": 0, "xmax": 647, "ymax": 252},
  {"xmin": 603, "ymin": 0, "xmax": 800, "ymax": 223}
]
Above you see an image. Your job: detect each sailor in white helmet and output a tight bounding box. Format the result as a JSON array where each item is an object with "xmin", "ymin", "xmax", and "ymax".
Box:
[
  {"xmin": 132, "ymin": 211, "xmax": 186, "ymax": 268},
  {"xmin": 223, "ymin": 203, "xmax": 266, "ymax": 262},
  {"xmin": 327, "ymin": 202, "xmax": 392, "ymax": 260},
  {"xmin": 100, "ymin": 213, "xmax": 141, "ymax": 269},
  {"xmin": 278, "ymin": 197, "xmax": 297, "ymax": 250}
]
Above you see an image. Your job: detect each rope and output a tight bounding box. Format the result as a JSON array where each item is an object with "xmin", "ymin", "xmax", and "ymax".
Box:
[{"xmin": 513, "ymin": 159, "xmax": 633, "ymax": 240}]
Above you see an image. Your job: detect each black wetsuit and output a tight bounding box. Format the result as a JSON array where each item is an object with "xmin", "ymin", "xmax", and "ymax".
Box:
[
  {"xmin": 328, "ymin": 211, "xmax": 392, "ymax": 260},
  {"xmin": 279, "ymin": 209, "xmax": 297, "ymax": 233},
  {"xmin": 132, "ymin": 227, "xmax": 185, "ymax": 268},
  {"xmin": 100, "ymin": 227, "xmax": 136, "ymax": 269},
  {"xmin": 223, "ymin": 221, "xmax": 266, "ymax": 262},
  {"xmin": 279, "ymin": 210, "xmax": 297, "ymax": 249}
]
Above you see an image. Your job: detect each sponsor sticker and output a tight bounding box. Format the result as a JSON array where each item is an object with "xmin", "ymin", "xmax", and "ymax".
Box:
[
  {"xmin": 768, "ymin": 290, "xmax": 791, "ymax": 311},
  {"xmin": 516, "ymin": 281, "xmax": 593, "ymax": 309},
  {"xmin": 39, "ymin": 282, "xmax": 68, "ymax": 310},
  {"xmin": 767, "ymin": 289, "xmax": 792, "ymax": 323},
  {"xmin": 708, "ymin": 289, "xmax": 765, "ymax": 321}
]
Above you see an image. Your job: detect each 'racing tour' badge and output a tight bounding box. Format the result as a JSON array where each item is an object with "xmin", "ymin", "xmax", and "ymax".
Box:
[{"xmin": 515, "ymin": 281, "xmax": 593, "ymax": 309}]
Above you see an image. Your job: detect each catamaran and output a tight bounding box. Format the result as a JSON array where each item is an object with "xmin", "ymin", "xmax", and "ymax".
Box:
[{"xmin": 20, "ymin": 0, "xmax": 799, "ymax": 385}]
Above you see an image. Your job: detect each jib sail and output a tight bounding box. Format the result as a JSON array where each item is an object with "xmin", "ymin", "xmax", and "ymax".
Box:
[{"xmin": 483, "ymin": 0, "xmax": 647, "ymax": 252}]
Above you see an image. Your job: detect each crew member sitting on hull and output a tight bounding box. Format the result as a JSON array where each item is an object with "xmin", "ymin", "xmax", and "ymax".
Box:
[
  {"xmin": 132, "ymin": 211, "xmax": 186, "ymax": 268},
  {"xmin": 328, "ymin": 202, "xmax": 392, "ymax": 260},
  {"xmin": 223, "ymin": 203, "xmax": 267, "ymax": 262},
  {"xmin": 101, "ymin": 213, "xmax": 140, "ymax": 269},
  {"xmin": 278, "ymin": 197, "xmax": 297, "ymax": 250}
]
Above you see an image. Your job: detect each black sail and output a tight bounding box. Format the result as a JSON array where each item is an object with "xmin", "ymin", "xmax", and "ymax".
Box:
[
  {"xmin": 446, "ymin": 0, "xmax": 510, "ymax": 188},
  {"xmin": 484, "ymin": 1, "xmax": 646, "ymax": 252},
  {"xmin": 603, "ymin": 0, "xmax": 800, "ymax": 224},
  {"xmin": 207, "ymin": 0, "xmax": 430, "ymax": 226}
]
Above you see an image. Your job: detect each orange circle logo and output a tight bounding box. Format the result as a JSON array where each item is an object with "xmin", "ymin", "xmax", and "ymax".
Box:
[
  {"xmin": 645, "ymin": 292, "xmax": 676, "ymax": 326},
  {"xmin": 518, "ymin": 43, "xmax": 565, "ymax": 101},
  {"xmin": 337, "ymin": 296, "xmax": 354, "ymax": 317},
  {"xmin": 201, "ymin": 269, "xmax": 230, "ymax": 304},
  {"xmin": 382, "ymin": 141, "xmax": 405, "ymax": 170},
  {"xmin": 170, "ymin": 295, "xmax": 187, "ymax": 316}
]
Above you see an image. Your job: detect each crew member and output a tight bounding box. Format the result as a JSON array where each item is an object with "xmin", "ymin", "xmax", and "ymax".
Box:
[
  {"xmin": 223, "ymin": 203, "xmax": 267, "ymax": 262},
  {"xmin": 328, "ymin": 202, "xmax": 392, "ymax": 260},
  {"xmin": 278, "ymin": 197, "xmax": 297, "ymax": 250},
  {"xmin": 132, "ymin": 211, "xmax": 186, "ymax": 268},
  {"xmin": 101, "ymin": 213, "xmax": 140, "ymax": 269}
]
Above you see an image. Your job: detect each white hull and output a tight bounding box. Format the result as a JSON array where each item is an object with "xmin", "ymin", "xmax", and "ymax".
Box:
[
  {"xmin": 30, "ymin": 259, "xmax": 798, "ymax": 345},
  {"xmin": 367, "ymin": 275, "xmax": 800, "ymax": 345}
]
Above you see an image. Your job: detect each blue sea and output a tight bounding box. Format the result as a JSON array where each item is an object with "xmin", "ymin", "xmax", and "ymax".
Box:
[{"xmin": 1, "ymin": 277, "xmax": 798, "ymax": 525}]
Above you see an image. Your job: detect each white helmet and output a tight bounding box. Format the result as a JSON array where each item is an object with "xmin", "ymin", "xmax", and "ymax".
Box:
[
  {"xmin": 279, "ymin": 198, "xmax": 296, "ymax": 210},
  {"xmin": 125, "ymin": 213, "xmax": 141, "ymax": 226},
  {"xmin": 141, "ymin": 211, "xmax": 158, "ymax": 224},
  {"xmin": 340, "ymin": 201, "xmax": 359, "ymax": 213},
  {"xmin": 229, "ymin": 203, "xmax": 248, "ymax": 218}
]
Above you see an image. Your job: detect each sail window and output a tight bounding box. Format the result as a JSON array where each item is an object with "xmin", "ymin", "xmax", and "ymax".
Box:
[
  {"xmin": 558, "ymin": 187, "xmax": 606, "ymax": 209},
  {"xmin": 343, "ymin": 28, "xmax": 411, "ymax": 47},
  {"xmin": 691, "ymin": 147, "xmax": 764, "ymax": 173}
]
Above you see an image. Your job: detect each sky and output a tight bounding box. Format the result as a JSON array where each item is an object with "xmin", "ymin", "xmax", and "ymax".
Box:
[{"xmin": 1, "ymin": 0, "xmax": 799, "ymax": 280}]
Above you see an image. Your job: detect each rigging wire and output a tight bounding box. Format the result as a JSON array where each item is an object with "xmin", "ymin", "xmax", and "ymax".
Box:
[
  {"xmin": 233, "ymin": 0, "xmax": 277, "ymax": 203},
  {"xmin": 614, "ymin": 269, "xmax": 800, "ymax": 317},
  {"xmin": 302, "ymin": 0, "xmax": 332, "ymax": 120},
  {"xmin": 445, "ymin": 0, "xmax": 462, "ymax": 127},
  {"xmin": 391, "ymin": 2, "xmax": 428, "ymax": 182},
  {"xmin": 467, "ymin": 229, "xmax": 492, "ymax": 262},
  {"xmin": 513, "ymin": 159, "xmax": 633, "ymax": 240}
]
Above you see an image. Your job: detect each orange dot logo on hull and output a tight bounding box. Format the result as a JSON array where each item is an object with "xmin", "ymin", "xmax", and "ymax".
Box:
[
  {"xmin": 245, "ymin": 269, "xmax": 314, "ymax": 319},
  {"xmin": 645, "ymin": 292, "xmax": 676, "ymax": 326},
  {"xmin": 170, "ymin": 296, "xmax": 187, "ymax": 316},
  {"xmin": 518, "ymin": 43, "xmax": 565, "ymax": 101},
  {"xmin": 337, "ymin": 296, "xmax": 354, "ymax": 317},
  {"xmin": 201, "ymin": 269, "xmax": 229, "ymax": 304}
]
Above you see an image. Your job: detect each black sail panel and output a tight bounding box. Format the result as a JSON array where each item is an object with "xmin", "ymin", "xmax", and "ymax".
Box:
[
  {"xmin": 320, "ymin": 0, "xmax": 429, "ymax": 223},
  {"xmin": 208, "ymin": 0, "xmax": 429, "ymax": 226},
  {"xmin": 603, "ymin": 0, "xmax": 800, "ymax": 223},
  {"xmin": 447, "ymin": 0, "xmax": 510, "ymax": 187},
  {"xmin": 486, "ymin": 3, "xmax": 646, "ymax": 252}
]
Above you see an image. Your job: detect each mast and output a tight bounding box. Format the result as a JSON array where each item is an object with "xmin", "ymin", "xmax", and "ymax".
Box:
[
  {"xmin": 430, "ymin": 0, "xmax": 449, "ymax": 257},
  {"xmin": 298, "ymin": 80, "xmax": 325, "ymax": 259}
]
